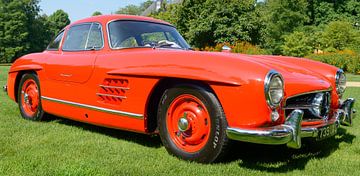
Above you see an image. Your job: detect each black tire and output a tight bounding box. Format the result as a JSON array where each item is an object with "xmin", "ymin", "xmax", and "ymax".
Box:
[
  {"xmin": 17, "ymin": 73, "xmax": 45, "ymax": 121},
  {"xmin": 158, "ymin": 85, "xmax": 230, "ymax": 163}
]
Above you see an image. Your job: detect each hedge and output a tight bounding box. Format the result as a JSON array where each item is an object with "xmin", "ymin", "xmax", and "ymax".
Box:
[{"xmin": 306, "ymin": 50, "xmax": 360, "ymax": 74}]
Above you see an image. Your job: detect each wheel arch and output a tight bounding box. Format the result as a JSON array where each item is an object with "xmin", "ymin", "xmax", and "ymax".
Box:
[
  {"xmin": 144, "ymin": 77, "xmax": 219, "ymax": 133},
  {"xmin": 13, "ymin": 70, "xmax": 39, "ymax": 103}
]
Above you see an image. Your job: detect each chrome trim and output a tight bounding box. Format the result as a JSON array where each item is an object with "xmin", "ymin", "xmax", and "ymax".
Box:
[
  {"xmin": 335, "ymin": 69, "xmax": 346, "ymax": 97},
  {"xmin": 283, "ymin": 88, "xmax": 332, "ymax": 108},
  {"xmin": 300, "ymin": 118, "xmax": 340, "ymax": 138},
  {"xmin": 339, "ymin": 98, "xmax": 356, "ymax": 126},
  {"xmin": 178, "ymin": 113, "xmax": 190, "ymax": 132},
  {"xmin": 284, "ymin": 90, "xmax": 332, "ymax": 120},
  {"xmin": 285, "ymin": 88, "xmax": 332, "ymax": 100},
  {"xmin": 3, "ymin": 85, "xmax": 7, "ymax": 93},
  {"xmin": 106, "ymin": 19, "xmax": 186, "ymax": 50},
  {"xmin": 60, "ymin": 73, "xmax": 73, "ymax": 77},
  {"xmin": 264, "ymin": 70, "xmax": 284, "ymax": 109},
  {"xmin": 84, "ymin": 23, "xmax": 94, "ymax": 50},
  {"xmin": 41, "ymin": 96, "xmax": 143, "ymax": 119},
  {"xmin": 46, "ymin": 29, "xmax": 65, "ymax": 51},
  {"xmin": 283, "ymin": 104, "xmax": 321, "ymax": 110},
  {"xmin": 227, "ymin": 98, "xmax": 355, "ymax": 149},
  {"xmin": 96, "ymin": 93, "xmax": 127, "ymax": 99},
  {"xmin": 62, "ymin": 22, "xmax": 105, "ymax": 52},
  {"xmin": 222, "ymin": 45, "xmax": 231, "ymax": 52},
  {"xmin": 99, "ymin": 85, "xmax": 130, "ymax": 90},
  {"xmin": 227, "ymin": 110, "xmax": 303, "ymax": 149}
]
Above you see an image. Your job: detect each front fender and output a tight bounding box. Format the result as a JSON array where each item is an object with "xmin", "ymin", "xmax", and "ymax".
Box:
[
  {"xmin": 107, "ymin": 65, "xmax": 244, "ymax": 86},
  {"xmin": 9, "ymin": 64, "xmax": 43, "ymax": 73}
]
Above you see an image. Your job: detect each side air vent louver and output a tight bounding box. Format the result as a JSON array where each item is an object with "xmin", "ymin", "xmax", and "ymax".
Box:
[{"xmin": 97, "ymin": 78, "xmax": 129, "ymax": 105}]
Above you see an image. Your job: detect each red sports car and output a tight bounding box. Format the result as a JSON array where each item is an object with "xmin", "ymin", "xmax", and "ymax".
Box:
[{"xmin": 4, "ymin": 15, "xmax": 356, "ymax": 163}]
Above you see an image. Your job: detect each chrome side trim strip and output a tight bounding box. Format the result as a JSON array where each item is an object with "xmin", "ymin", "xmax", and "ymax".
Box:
[
  {"xmin": 96, "ymin": 93, "xmax": 127, "ymax": 99},
  {"xmin": 41, "ymin": 96, "xmax": 143, "ymax": 119},
  {"xmin": 99, "ymin": 85, "xmax": 130, "ymax": 90}
]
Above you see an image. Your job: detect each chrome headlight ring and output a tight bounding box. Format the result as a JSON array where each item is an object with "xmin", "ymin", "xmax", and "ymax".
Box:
[
  {"xmin": 264, "ymin": 70, "xmax": 285, "ymax": 109},
  {"xmin": 335, "ymin": 69, "xmax": 346, "ymax": 97}
]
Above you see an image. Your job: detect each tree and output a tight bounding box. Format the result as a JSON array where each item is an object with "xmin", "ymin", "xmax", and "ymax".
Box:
[
  {"xmin": 92, "ymin": 11, "xmax": 102, "ymax": 16},
  {"xmin": 262, "ymin": 0, "xmax": 309, "ymax": 54},
  {"xmin": 320, "ymin": 21, "xmax": 360, "ymax": 51},
  {"xmin": 115, "ymin": 0, "xmax": 153, "ymax": 15},
  {"xmin": 150, "ymin": 3, "xmax": 181, "ymax": 25},
  {"xmin": 116, "ymin": 5, "xmax": 141, "ymax": 15},
  {"xmin": 0, "ymin": 0, "xmax": 41, "ymax": 63},
  {"xmin": 48, "ymin": 9, "xmax": 70, "ymax": 36},
  {"xmin": 0, "ymin": 1, "xmax": 71, "ymax": 63},
  {"xmin": 307, "ymin": 0, "xmax": 360, "ymax": 26},
  {"xmin": 281, "ymin": 31, "xmax": 313, "ymax": 57},
  {"xmin": 27, "ymin": 14, "xmax": 53, "ymax": 53},
  {"xmin": 176, "ymin": 0, "xmax": 264, "ymax": 48}
]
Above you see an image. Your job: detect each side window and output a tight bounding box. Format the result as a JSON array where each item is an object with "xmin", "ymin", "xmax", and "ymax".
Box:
[
  {"xmin": 86, "ymin": 23, "xmax": 104, "ymax": 50},
  {"xmin": 47, "ymin": 31, "xmax": 64, "ymax": 50},
  {"xmin": 62, "ymin": 24, "xmax": 91, "ymax": 51}
]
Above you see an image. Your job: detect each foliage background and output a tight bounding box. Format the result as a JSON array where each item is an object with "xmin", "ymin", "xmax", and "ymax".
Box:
[
  {"xmin": 1, "ymin": 0, "xmax": 360, "ymax": 74},
  {"xmin": 151, "ymin": 0, "xmax": 360, "ymax": 73},
  {"xmin": 0, "ymin": 0, "xmax": 70, "ymax": 63}
]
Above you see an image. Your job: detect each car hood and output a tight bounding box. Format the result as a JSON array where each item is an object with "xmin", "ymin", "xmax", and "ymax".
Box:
[
  {"xmin": 245, "ymin": 54, "xmax": 334, "ymax": 94},
  {"xmin": 161, "ymin": 50, "xmax": 336, "ymax": 96},
  {"xmin": 205, "ymin": 52, "xmax": 336, "ymax": 95}
]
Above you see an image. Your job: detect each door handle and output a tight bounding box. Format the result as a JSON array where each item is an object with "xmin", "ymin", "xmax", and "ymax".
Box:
[{"xmin": 60, "ymin": 73, "xmax": 73, "ymax": 77}]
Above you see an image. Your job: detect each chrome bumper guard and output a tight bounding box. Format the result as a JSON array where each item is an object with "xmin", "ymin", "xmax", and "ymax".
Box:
[
  {"xmin": 3, "ymin": 85, "xmax": 7, "ymax": 93},
  {"xmin": 226, "ymin": 98, "xmax": 356, "ymax": 149}
]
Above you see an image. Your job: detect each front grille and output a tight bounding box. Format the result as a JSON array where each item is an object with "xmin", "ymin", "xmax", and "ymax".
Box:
[{"xmin": 284, "ymin": 91, "xmax": 331, "ymax": 120}]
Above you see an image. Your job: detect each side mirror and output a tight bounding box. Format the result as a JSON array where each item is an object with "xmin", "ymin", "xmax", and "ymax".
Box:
[{"xmin": 222, "ymin": 45, "xmax": 231, "ymax": 53}]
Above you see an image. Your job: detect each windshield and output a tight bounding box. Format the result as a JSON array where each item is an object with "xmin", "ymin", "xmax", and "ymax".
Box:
[{"xmin": 108, "ymin": 20, "xmax": 190, "ymax": 49}]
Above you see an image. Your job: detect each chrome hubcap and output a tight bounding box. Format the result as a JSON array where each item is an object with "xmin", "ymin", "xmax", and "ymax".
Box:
[
  {"xmin": 24, "ymin": 93, "xmax": 29, "ymax": 104},
  {"xmin": 178, "ymin": 113, "xmax": 189, "ymax": 132}
]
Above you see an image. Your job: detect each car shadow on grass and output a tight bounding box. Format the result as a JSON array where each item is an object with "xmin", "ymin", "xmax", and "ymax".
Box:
[
  {"xmin": 43, "ymin": 115, "xmax": 355, "ymax": 169},
  {"xmin": 226, "ymin": 127, "xmax": 355, "ymax": 172},
  {"xmin": 44, "ymin": 115, "xmax": 163, "ymax": 148}
]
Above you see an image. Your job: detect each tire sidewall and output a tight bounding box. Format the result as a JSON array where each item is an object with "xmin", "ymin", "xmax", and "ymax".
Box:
[
  {"xmin": 158, "ymin": 85, "xmax": 228, "ymax": 163},
  {"xmin": 17, "ymin": 73, "xmax": 44, "ymax": 121}
]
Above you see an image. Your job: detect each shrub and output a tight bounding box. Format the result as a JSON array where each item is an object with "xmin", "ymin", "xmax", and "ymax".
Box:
[
  {"xmin": 281, "ymin": 31, "xmax": 313, "ymax": 57},
  {"xmin": 306, "ymin": 50, "xmax": 360, "ymax": 74},
  {"xmin": 201, "ymin": 41, "xmax": 270, "ymax": 55}
]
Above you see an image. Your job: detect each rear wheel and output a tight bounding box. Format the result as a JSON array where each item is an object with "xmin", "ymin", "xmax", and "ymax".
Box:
[
  {"xmin": 17, "ymin": 73, "xmax": 45, "ymax": 121},
  {"xmin": 158, "ymin": 85, "xmax": 230, "ymax": 163}
]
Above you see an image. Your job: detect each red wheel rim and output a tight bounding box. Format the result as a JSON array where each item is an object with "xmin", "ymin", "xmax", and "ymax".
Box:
[
  {"xmin": 166, "ymin": 94, "xmax": 211, "ymax": 153},
  {"xmin": 21, "ymin": 79, "xmax": 39, "ymax": 117}
]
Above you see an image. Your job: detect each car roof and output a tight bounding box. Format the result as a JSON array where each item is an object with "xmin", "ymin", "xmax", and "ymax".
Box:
[{"xmin": 71, "ymin": 14, "xmax": 172, "ymax": 26}]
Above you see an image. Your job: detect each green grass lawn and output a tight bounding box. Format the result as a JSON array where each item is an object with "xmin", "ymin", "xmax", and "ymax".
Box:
[
  {"xmin": 0, "ymin": 65, "xmax": 359, "ymax": 175},
  {"xmin": 346, "ymin": 73, "xmax": 360, "ymax": 82}
]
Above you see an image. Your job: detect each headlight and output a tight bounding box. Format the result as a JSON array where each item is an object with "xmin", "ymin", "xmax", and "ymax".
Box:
[
  {"xmin": 265, "ymin": 70, "xmax": 284, "ymax": 109},
  {"xmin": 335, "ymin": 69, "xmax": 346, "ymax": 97}
]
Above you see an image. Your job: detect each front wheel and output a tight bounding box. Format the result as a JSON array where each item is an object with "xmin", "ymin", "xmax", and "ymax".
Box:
[
  {"xmin": 17, "ymin": 73, "xmax": 45, "ymax": 121},
  {"xmin": 158, "ymin": 85, "xmax": 230, "ymax": 163}
]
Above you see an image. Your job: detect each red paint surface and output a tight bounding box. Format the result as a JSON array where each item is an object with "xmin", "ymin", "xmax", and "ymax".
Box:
[{"xmin": 7, "ymin": 15, "xmax": 340, "ymax": 133}]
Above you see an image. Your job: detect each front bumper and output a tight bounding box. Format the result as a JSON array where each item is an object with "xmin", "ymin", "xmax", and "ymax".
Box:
[{"xmin": 226, "ymin": 98, "xmax": 356, "ymax": 149}]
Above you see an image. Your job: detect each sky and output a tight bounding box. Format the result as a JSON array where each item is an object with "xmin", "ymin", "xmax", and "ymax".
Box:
[{"xmin": 39, "ymin": 0, "xmax": 148, "ymax": 22}]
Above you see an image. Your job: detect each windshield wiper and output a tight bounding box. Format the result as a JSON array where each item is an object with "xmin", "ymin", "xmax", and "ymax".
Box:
[{"xmin": 154, "ymin": 43, "xmax": 174, "ymax": 48}]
